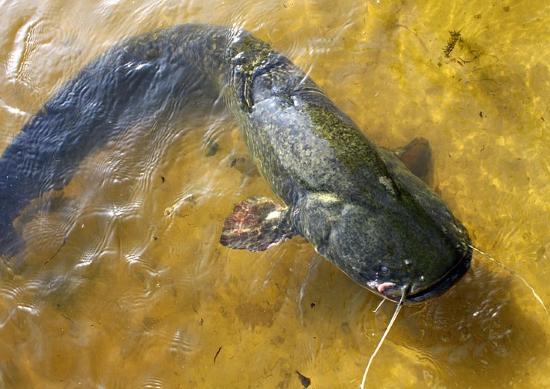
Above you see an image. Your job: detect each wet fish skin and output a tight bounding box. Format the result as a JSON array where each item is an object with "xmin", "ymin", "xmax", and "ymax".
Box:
[
  {"xmin": 0, "ymin": 25, "xmax": 219, "ymax": 255},
  {"xmin": 221, "ymin": 30, "xmax": 472, "ymax": 302},
  {"xmin": 0, "ymin": 25, "xmax": 471, "ymax": 302}
]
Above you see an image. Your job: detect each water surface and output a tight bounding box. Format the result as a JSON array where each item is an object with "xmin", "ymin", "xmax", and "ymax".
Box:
[{"xmin": 0, "ymin": 0, "xmax": 549, "ymax": 387}]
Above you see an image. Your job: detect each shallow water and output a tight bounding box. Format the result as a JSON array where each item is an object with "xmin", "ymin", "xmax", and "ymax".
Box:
[{"xmin": 1, "ymin": 0, "xmax": 549, "ymax": 387}]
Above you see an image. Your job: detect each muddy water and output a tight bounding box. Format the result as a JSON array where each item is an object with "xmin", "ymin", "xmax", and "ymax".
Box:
[{"xmin": 1, "ymin": 0, "xmax": 549, "ymax": 388}]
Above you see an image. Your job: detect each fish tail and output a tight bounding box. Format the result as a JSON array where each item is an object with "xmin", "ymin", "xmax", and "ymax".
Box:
[{"xmin": 0, "ymin": 24, "xmax": 236, "ymax": 257}]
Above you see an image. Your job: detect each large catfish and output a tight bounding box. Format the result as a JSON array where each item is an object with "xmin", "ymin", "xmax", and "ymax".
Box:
[{"xmin": 0, "ymin": 24, "xmax": 471, "ymax": 303}]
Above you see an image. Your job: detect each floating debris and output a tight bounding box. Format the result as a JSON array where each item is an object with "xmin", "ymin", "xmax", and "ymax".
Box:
[
  {"xmin": 213, "ymin": 346, "xmax": 222, "ymax": 364},
  {"xmin": 295, "ymin": 370, "xmax": 311, "ymax": 388},
  {"xmin": 443, "ymin": 30, "xmax": 462, "ymax": 57}
]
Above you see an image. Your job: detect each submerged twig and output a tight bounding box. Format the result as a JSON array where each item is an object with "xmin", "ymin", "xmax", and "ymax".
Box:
[
  {"xmin": 213, "ymin": 346, "xmax": 222, "ymax": 364},
  {"xmin": 43, "ymin": 237, "xmax": 67, "ymax": 266}
]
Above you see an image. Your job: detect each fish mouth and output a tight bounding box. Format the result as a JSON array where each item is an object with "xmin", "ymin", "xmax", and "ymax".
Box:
[{"xmin": 404, "ymin": 248, "xmax": 472, "ymax": 304}]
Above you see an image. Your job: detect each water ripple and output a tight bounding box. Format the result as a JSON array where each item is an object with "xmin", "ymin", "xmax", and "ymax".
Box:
[
  {"xmin": 169, "ymin": 328, "xmax": 197, "ymax": 356},
  {"xmin": 143, "ymin": 377, "xmax": 164, "ymax": 389}
]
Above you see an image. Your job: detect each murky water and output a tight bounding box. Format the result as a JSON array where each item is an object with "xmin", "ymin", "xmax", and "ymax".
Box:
[{"xmin": 1, "ymin": 0, "xmax": 549, "ymax": 387}]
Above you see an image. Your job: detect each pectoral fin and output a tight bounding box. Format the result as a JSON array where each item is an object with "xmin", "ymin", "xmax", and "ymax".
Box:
[
  {"xmin": 394, "ymin": 137, "xmax": 433, "ymax": 185},
  {"xmin": 220, "ymin": 197, "xmax": 295, "ymax": 251}
]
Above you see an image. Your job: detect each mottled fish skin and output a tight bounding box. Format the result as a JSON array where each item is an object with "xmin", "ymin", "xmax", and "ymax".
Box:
[
  {"xmin": 220, "ymin": 30, "xmax": 471, "ymax": 302},
  {"xmin": 0, "ymin": 25, "xmax": 471, "ymax": 302}
]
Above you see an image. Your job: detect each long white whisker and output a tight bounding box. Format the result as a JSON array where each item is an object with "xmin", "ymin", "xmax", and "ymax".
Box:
[
  {"xmin": 372, "ymin": 298, "xmax": 385, "ymax": 314},
  {"xmin": 360, "ymin": 288, "xmax": 405, "ymax": 389},
  {"xmin": 469, "ymin": 244, "xmax": 548, "ymax": 315}
]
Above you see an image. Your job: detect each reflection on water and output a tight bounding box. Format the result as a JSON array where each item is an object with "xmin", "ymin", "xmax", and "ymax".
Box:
[{"xmin": 1, "ymin": 0, "xmax": 549, "ymax": 387}]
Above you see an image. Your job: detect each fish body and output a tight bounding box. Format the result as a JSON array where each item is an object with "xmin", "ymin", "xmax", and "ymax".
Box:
[
  {"xmin": 219, "ymin": 31, "xmax": 471, "ymax": 302},
  {"xmin": 0, "ymin": 24, "xmax": 471, "ymax": 301}
]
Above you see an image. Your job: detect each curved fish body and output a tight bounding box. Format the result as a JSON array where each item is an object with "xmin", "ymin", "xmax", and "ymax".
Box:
[
  {"xmin": 0, "ymin": 24, "xmax": 471, "ymax": 302},
  {"xmin": 0, "ymin": 25, "xmax": 222, "ymax": 255}
]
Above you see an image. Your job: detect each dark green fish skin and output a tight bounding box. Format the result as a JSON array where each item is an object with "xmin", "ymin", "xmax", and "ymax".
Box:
[
  {"xmin": 220, "ymin": 29, "xmax": 471, "ymax": 302},
  {"xmin": 0, "ymin": 24, "xmax": 471, "ymax": 301}
]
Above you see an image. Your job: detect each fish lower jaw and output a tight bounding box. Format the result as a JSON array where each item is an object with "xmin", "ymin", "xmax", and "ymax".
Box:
[{"xmin": 404, "ymin": 255, "xmax": 471, "ymax": 303}]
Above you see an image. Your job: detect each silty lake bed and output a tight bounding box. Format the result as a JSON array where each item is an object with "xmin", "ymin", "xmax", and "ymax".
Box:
[{"xmin": 0, "ymin": 0, "xmax": 549, "ymax": 387}]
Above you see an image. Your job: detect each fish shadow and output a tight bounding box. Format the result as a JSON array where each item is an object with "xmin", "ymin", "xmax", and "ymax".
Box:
[{"xmin": 296, "ymin": 254, "xmax": 548, "ymax": 387}]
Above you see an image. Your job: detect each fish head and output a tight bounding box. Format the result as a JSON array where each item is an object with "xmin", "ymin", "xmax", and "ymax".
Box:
[{"xmin": 294, "ymin": 184, "xmax": 472, "ymax": 304}]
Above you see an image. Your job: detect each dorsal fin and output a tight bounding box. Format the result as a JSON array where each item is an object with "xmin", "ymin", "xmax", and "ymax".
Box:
[{"xmin": 394, "ymin": 137, "xmax": 433, "ymax": 185}]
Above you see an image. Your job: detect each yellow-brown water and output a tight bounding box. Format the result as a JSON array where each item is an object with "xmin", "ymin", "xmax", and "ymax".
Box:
[{"xmin": 1, "ymin": 0, "xmax": 549, "ymax": 387}]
